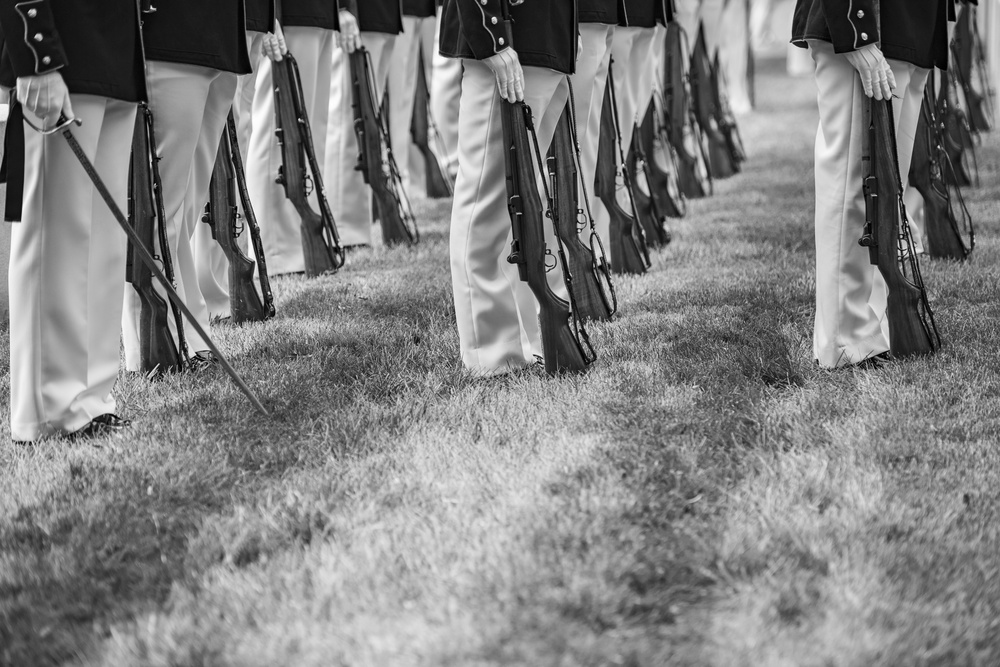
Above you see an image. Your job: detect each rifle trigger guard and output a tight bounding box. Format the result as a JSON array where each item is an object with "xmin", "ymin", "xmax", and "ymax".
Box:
[
  {"xmin": 544, "ymin": 248, "xmax": 557, "ymax": 272},
  {"xmin": 507, "ymin": 239, "xmax": 522, "ymax": 265}
]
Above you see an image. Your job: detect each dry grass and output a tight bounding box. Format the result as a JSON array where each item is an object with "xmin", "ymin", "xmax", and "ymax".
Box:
[{"xmin": 3, "ymin": 57, "xmax": 1000, "ymax": 666}]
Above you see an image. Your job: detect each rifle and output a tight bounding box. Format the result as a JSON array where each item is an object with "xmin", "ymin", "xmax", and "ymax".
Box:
[
  {"xmin": 663, "ymin": 22, "xmax": 713, "ymax": 198},
  {"xmin": 502, "ymin": 99, "xmax": 595, "ymax": 375},
  {"xmin": 951, "ymin": 2, "xmax": 994, "ymax": 135},
  {"xmin": 127, "ymin": 103, "xmax": 187, "ymax": 375},
  {"xmin": 712, "ymin": 50, "xmax": 747, "ymax": 168},
  {"xmin": 938, "ymin": 73, "xmax": 977, "ymax": 188},
  {"xmin": 410, "ymin": 46, "xmax": 454, "ymax": 199},
  {"xmin": 272, "ymin": 52, "xmax": 345, "ymax": 277},
  {"xmin": 627, "ymin": 125, "xmax": 672, "ymax": 247},
  {"xmin": 596, "ymin": 61, "xmax": 652, "ymax": 274},
  {"xmin": 547, "ymin": 102, "xmax": 617, "ymax": 322},
  {"xmin": 349, "ymin": 47, "xmax": 420, "ymax": 246},
  {"xmin": 202, "ymin": 111, "xmax": 276, "ymax": 323},
  {"xmin": 689, "ymin": 24, "xmax": 736, "ymax": 179},
  {"xmin": 639, "ymin": 95, "xmax": 687, "ymax": 219},
  {"xmin": 909, "ymin": 74, "xmax": 974, "ymax": 261},
  {"xmin": 858, "ymin": 98, "xmax": 940, "ymax": 358}
]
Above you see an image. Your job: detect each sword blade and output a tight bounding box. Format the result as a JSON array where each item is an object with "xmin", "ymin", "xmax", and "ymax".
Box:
[{"xmin": 61, "ymin": 124, "xmax": 270, "ymax": 416}]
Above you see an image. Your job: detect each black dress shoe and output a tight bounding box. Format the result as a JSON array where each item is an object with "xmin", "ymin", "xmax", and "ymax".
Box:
[
  {"xmin": 68, "ymin": 413, "xmax": 131, "ymax": 440},
  {"xmin": 853, "ymin": 351, "xmax": 893, "ymax": 370},
  {"xmin": 186, "ymin": 350, "xmax": 220, "ymax": 372}
]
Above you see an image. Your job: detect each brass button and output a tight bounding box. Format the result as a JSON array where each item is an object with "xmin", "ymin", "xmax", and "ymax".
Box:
[
  {"xmin": 27, "ymin": 8, "xmax": 36, "ymax": 17},
  {"xmin": 42, "ymin": 56, "xmax": 50, "ymax": 65},
  {"xmin": 33, "ymin": 32, "xmax": 43, "ymax": 42},
  {"xmin": 498, "ymin": 37, "xmax": 505, "ymax": 46},
  {"xmin": 857, "ymin": 10, "xmax": 864, "ymax": 18},
  {"xmin": 860, "ymin": 32, "xmax": 868, "ymax": 41},
  {"xmin": 491, "ymin": 16, "xmax": 498, "ymax": 24}
]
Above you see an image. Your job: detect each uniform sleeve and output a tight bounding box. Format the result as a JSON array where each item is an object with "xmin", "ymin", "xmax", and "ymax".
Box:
[
  {"xmin": 0, "ymin": 0, "xmax": 68, "ymax": 77},
  {"xmin": 819, "ymin": 0, "xmax": 880, "ymax": 53},
  {"xmin": 338, "ymin": 0, "xmax": 358, "ymax": 17},
  {"xmin": 455, "ymin": 0, "xmax": 507, "ymax": 58}
]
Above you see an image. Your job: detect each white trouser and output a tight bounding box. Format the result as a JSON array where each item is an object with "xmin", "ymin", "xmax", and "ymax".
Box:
[
  {"xmin": 247, "ymin": 27, "xmax": 335, "ymax": 275},
  {"xmin": 122, "ymin": 60, "xmax": 238, "ymax": 369},
  {"xmin": 196, "ymin": 30, "xmax": 267, "ymax": 318},
  {"xmin": 571, "ymin": 23, "xmax": 616, "ymax": 246},
  {"xmin": 10, "ymin": 96, "xmax": 136, "ymax": 440},
  {"xmin": 450, "ymin": 61, "xmax": 568, "ymax": 375},
  {"xmin": 388, "ymin": 15, "xmax": 437, "ymax": 195},
  {"xmin": 810, "ymin": 40, "xmax": 928, "ymax": 367},
  {"xmin": 325, "ymin": 32, "xmax": 396, "ymax": 246},
  {"xmin": 592, "ymin": 26, "xmax": 655, "ymax": 250},
  {"xmin": 432, "ymin": 7, "xmax": 462, "ymax": 177}
]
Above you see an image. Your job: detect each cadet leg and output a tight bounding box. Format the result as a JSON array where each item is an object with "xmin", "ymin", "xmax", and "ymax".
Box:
[
  {"xmin": 246, "ymin": 27, "xmax": 336, "ymax": 275},
  {"xmin": 572, "ymin": 23, "xmax": 616, "ymax": 247},
  {"xmin": 388, "ymin": 15, "xmax": 424, "ymax": 193},
  {"xmin": 326, "ymin": 33, "xmax": 398, "ymax": 246},
  {"xmin": 432, "ymin": 8, "xmax": 462, "ymax": 178},
  {"xmin": 10, "ymin": 96, "xmax": 135, "ymax": 440},
  {"xmin": 449, "ymin": 61, "xmax": 565, "ymax": 375}
]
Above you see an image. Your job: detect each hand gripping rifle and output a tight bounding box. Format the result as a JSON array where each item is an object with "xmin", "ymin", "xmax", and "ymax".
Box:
[
  {"xmin": 410, "ymin": 46, "xmax": 454, "ymax": 199},
  {"xmin": 547, "ymin": 98, "xmax": 617, "ymax": 322},
  {"xmin": 689, "ymin": 23, "xmax": 736, "ymax": 179},
  {"xmin": 59, "ymin": 117, "xmax": 269, "ymax": 415},
  {"xmin": 349, "ymin": 47, "xmax": 420, "ymax": 246},
  {"xmin": 127, "ymin": 104, "xmax": 187, "ymax": 375},
  {"xmin": 858, "ymin": 98, "xmax": 941, "ymax": 358},
  {"xmin": 202, "ymin": 110, "xmax": 276, "ymax": 323},
  {"xmin": 663, "ymin": 22, "xmax": 713, "ymax": 199},
  {"xmin": 272, "ymin": 52, "xmax": 345, "ymax": 277},
  {"xmin": 594, "ymin": 66, "xmax": 650, "ymax": 274},
  {"xmin": 909, "ymin": 73, "xmax": 974, "ymax": 261}
]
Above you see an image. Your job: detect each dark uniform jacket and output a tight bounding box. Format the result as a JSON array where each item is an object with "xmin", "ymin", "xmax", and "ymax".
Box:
[
  {"xmin": 403, "ymin": 0, "xmax": 437, "ymax": 17},
  {"xmin": 0, "ymin": 0, "xmax": 145, "ymax": 102},
  {"xmin": 619, "ymin": 0, "xmax": 656, "ymax": 27},
  {"xmin": 143, "ymin": 0, "xmax": 252, "ymax": 74},
  {"xmin": 282, "ymin": 0, "xmax": 339, "ymax": 29},
  {"xmin": 439, "ymin": 0, "xmax": 577, "ymax": 75},
  {"xmin": 791, "ymin": 0, "xmax": 953, "ymax": 70},
  {"xmin": 580, "ymin": 0, "xmax": 617, "ymax": 25},
  {"xmin": 338, "ymin": 0, "xmax": 404, "ymax": 34},
  {"xmin": 246, "ymin": 0, "xmax": 276, "ymax": 32}
]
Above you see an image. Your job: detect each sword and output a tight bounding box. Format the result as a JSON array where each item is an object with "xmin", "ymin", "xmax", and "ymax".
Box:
[{"xmin": 51, "ymin": 116, "xmax": 270, "ymax": 416}]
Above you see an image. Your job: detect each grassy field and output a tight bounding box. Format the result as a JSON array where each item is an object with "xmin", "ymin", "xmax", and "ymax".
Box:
[{"xmin": 3, "ymin": 57, "xmax": 1000, "ymax": 666}]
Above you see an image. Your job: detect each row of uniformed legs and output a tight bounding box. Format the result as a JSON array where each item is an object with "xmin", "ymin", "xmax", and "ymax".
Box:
[
  {"xmin": 122, "ymin": 60, "xmax": 238, "ymax": 370},
  {"xmin": 9, "ymin": 96, "xmax": 136, "ymax": 440},
  {"xmin": 247, "ymin": 27, "xmax": 335, "ymax": 275},
  {"xmin": 325, "ymin": 33, "xmax": 396, "ymax": 247},
  {"xmin": 809, "ymin": 40, "xmax": 928, "ymax": 368},
  {"xmin": 450, "ymin": 62, "xmax": 568, "ymax": 375}
]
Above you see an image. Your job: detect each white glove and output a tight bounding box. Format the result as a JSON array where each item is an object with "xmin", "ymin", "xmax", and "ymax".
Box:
[
  {"xmin": 845, "ymin": 43, "xmax": 896, "ymax": 101},
  {"xmin": 338, "ymin": 10, "xmax": 362, "ymax": 53},
  {"xmin": 262, "ymin": 20, "xmax": 287, "ymax": 61},
  {"xmin": 484, "ymin": 48, "xmax": 524, "ymax": 102},
  {"xmin": 17, "ymin": 71, "xmax": 73, "ymax": 128}
]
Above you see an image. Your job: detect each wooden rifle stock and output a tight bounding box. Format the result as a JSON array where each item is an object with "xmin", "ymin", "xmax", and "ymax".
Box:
[
  {"xmin": 203, "ymin": 112, "xmax": 274, "ymax": 323},
  {"xmin": 689, "ymin": 24, "xmax": 736, "ymax": 179},
  {"xmin": 272, "ymin": 52, "xmax": 345, "ymax": 276},
  {"xmin": 639, "ymin": 97, "xmax": 686, "ymax": 219},
  {"xmin": 127, "ymin": 104, "xmax": 186, "ymax": 375},
  {"xmin": 909, "ymin": 80, "xmax": 974, "ymax": 261},
  {"xmin": 663, "ymin": 23, "xmax": 713, "ymax": 198},
  {"xmin": 410, "ymin": 47, "xmax": 453, "ymax": 199},
  {"xmin": 712, "ymin": 51, "xmax": 747, "ymax": 167},
  {"xmin": 227, "ymin": 113, "xmax": 276, "ymax": 318},
  {"xmin": 860, "ymin": 99, "xmax": 940, "ymax": 358},
  {"xmin": 548, "ymin": 106, "xmax": 615, "ymax": 322},
  {"xmin": 349, "ymin": 47, "xmax": 419, "ymax": 246},
  {"xmin": 597, "ymin": 65, "xmax": 651, "ymax": 274},
  {"xmin": 502, "ymin": 100, "xmax": 592, "ymax": 375}
]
